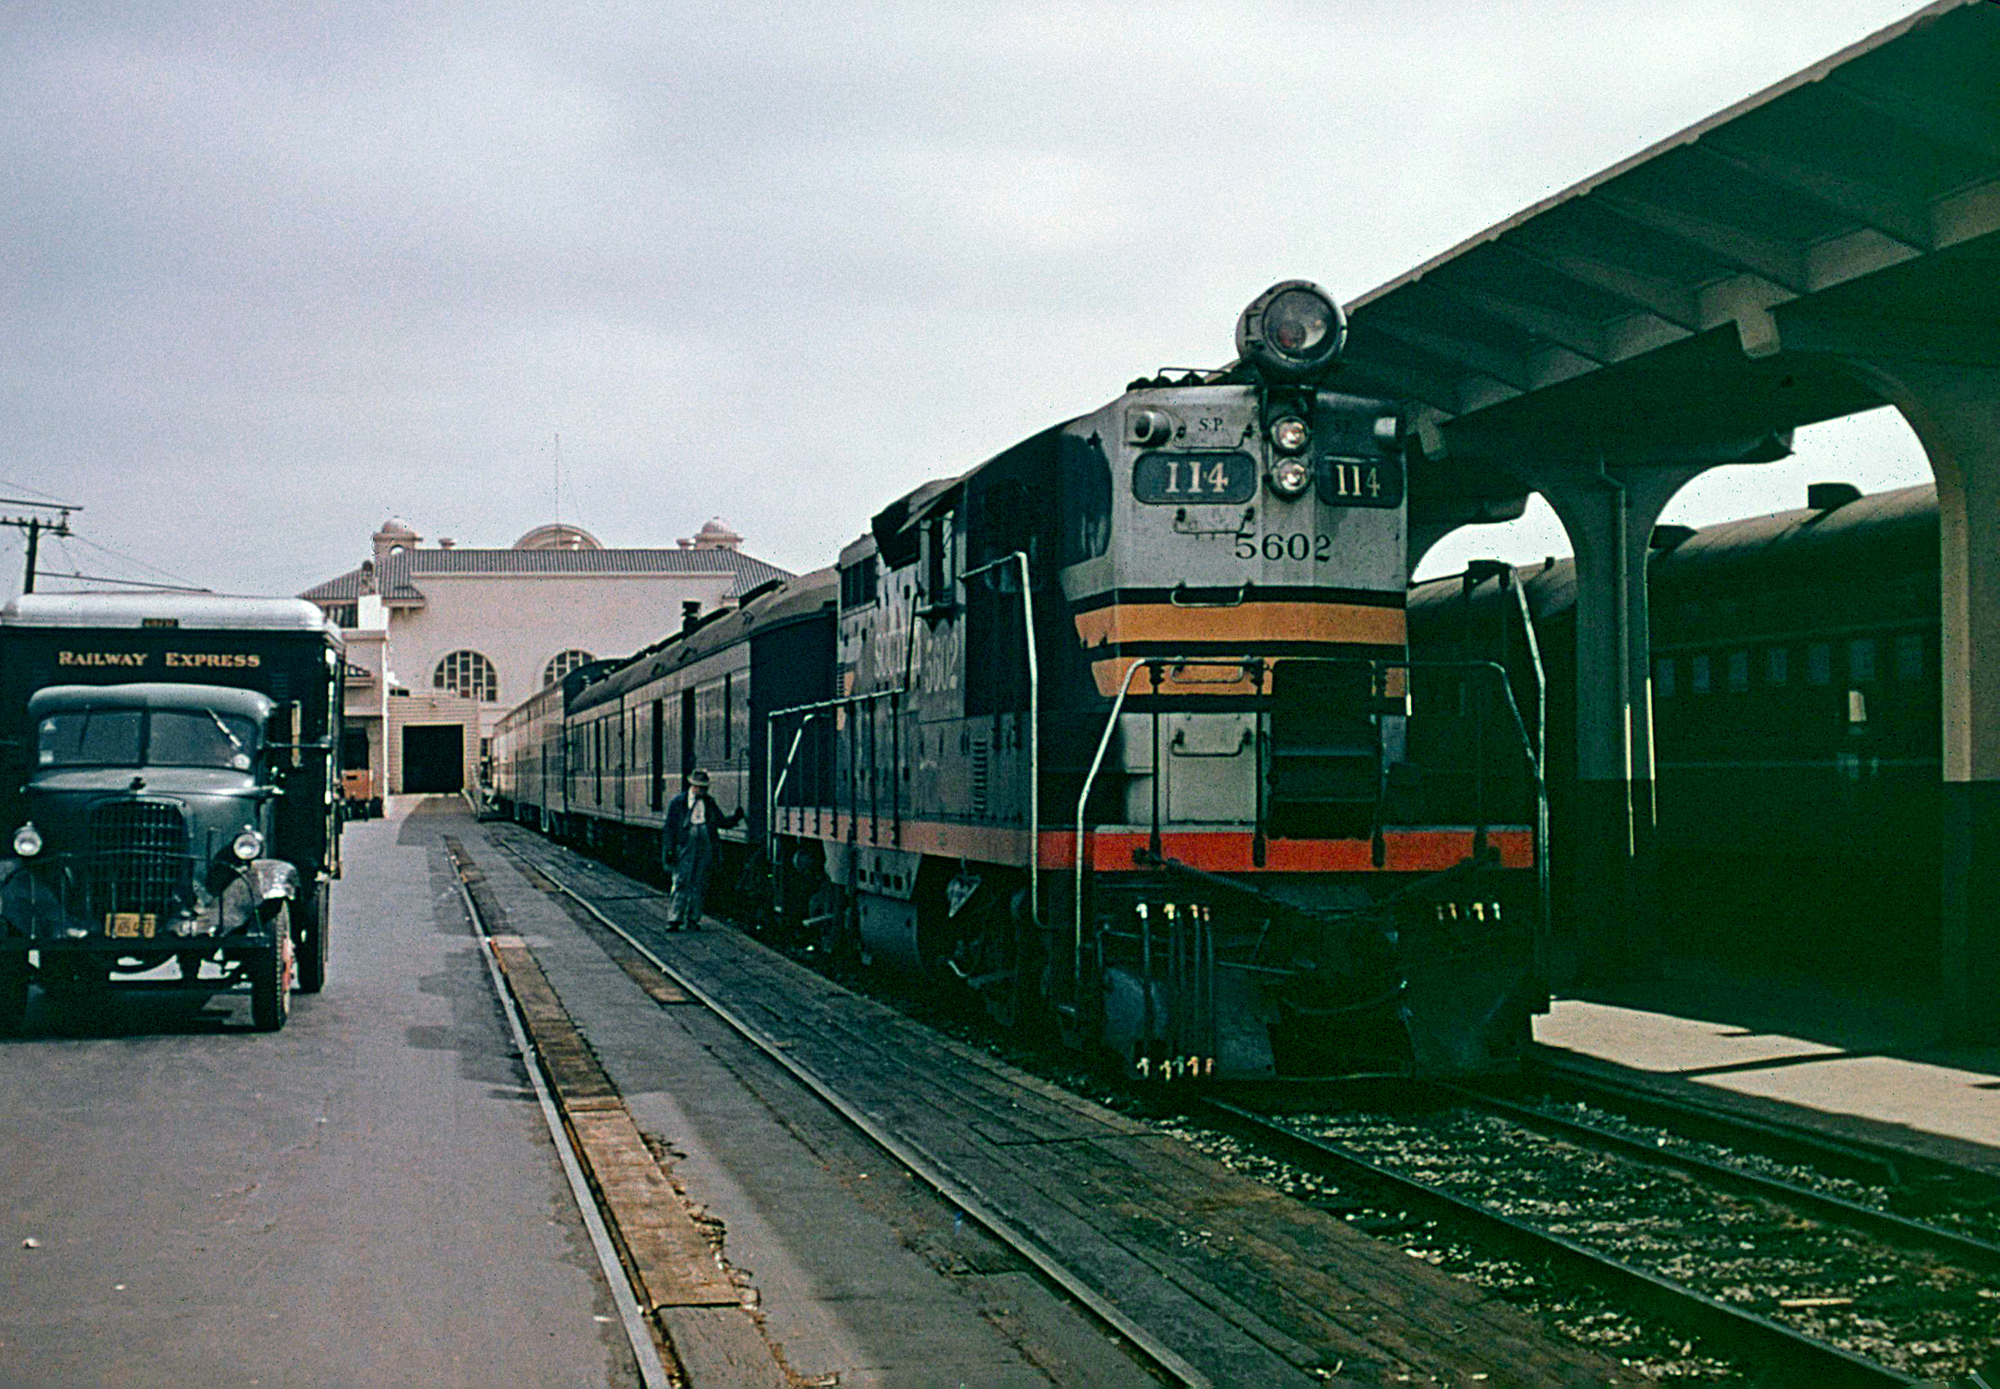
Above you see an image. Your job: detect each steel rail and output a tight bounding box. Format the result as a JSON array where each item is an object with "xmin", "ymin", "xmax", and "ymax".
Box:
[
  {"xmin": 502, "ymin": 840, "xmax": 1217, "ymax": 1389},
  {"xmin": 1440, "ymin": 1082, "xmax": 2000, "ymax": 1274},
  {"xmin": 1205, "ymin": 1098, "xmax": 1915, "ymax": 1388},
  {"xmin": 452, "ymin": 865, "xmax": 674, "ymax": 1389},
  {"xmin": 1529, "ymin": 1051, "xmax": 2000, "ymax": 1192}
]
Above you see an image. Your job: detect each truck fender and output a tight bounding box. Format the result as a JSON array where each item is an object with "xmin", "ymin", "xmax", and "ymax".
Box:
[{"xmin": 250, "ymin": 860, "xmax": 301, "ymax": 903}]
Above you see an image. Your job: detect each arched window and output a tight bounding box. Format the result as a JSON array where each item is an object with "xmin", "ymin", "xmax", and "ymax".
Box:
[
  {"xmin": 543, "ymin": 649, "xmax": 595, "ymax": 689},
  {"xmin": 433, "ymin": 650, "xmax": 498, "ymax": 703}
]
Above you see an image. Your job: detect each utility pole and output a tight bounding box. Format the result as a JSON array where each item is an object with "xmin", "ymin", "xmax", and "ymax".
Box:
[{"xmin": 0, "ymin": 498, "xmax": 81, "ymax": 595}]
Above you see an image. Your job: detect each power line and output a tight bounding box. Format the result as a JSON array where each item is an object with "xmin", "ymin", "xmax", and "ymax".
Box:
[
  {"xmin": 33, "ymin": 570, "xmax": 215, "ymax": 594},
  {"xmin": 0, "ymin": 484, "xmax": 81, "ymax": 508},
  {"xmin": 66, "ymin": 534, "xmax": 206, "ymax": 590}
]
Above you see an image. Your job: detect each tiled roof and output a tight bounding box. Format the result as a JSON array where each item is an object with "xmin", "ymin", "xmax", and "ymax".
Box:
[{"xmin": 301, "ymin": 546, "xmax": 792, "ymax": 605}]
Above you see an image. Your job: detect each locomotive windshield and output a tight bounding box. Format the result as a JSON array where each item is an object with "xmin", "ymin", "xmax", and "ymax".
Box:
[{"xmin": 37, "ymin": 708, "xmax": 261, "ymax": 771}]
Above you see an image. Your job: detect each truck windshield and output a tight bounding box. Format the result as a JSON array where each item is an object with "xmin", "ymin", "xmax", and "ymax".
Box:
[
  {"xmin": 36, "ymin": 709, "xmax": 261, "ymax": 770},
  {"xmin": 37, "ymin": 709, "xmax": 143, "ymax": 767}
]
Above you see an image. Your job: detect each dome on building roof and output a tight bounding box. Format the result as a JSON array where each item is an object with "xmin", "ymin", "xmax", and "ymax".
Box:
[
  {"xmin": 680, "ymin": 518, "xmax": 742, "ymax": 551},
  {"xmin": 375, "ymin": 517, "xmax": 420, "ymax": 539},
  {"xmin": 514, "ymin": 523, "xmax": 604, "ymax": 551}
]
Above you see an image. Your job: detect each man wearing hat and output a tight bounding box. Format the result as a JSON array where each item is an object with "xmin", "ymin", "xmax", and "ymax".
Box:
[{"xmin": 662, "ymin": 770, "xmax": 741, "ymax": 930}]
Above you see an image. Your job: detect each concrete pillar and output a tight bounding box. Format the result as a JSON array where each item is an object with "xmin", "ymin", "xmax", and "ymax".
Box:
[
  {"xmin": 1840, "ymin": 361, "xmax": 2000, "ymax": 1040},
  {"xmin": 1528, "ymin": 465, "xmax": 1703, "ymax": 984}
]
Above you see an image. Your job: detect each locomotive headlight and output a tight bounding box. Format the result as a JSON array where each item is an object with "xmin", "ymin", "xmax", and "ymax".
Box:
[
  {"xmin": 231, "ymin": 828, "xmax": 264, "ymax": 861},
  {"xmin": 1236, "ymin": 280, "xmax": 1348, "ymax": 384},
  {"xmin": 12, "ymin": 823, "xmax": 41, "ymax": 858},
  {"xmin": 1270, "ymin": 415, "xmax": 1310, "ymax": 454},
  {"xmin": 1268, "ymin": 458, "xmax": 1312, "ymax": 497}
]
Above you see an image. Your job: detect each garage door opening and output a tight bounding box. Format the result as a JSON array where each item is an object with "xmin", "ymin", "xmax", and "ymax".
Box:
[{"xmin": 401, "ymin": 724, "xmax": 464, "ymax": 794}]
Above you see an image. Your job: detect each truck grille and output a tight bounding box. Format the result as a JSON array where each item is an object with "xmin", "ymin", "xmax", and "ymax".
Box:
[{"xmin": 88, "ymin": 799, "xmax": 191, "ymax": 919}]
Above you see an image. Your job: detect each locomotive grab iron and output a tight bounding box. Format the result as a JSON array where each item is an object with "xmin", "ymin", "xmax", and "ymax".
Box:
[{"xmin": 497, "ymin": 282, "xmax": 1548, "ymax": 1079}]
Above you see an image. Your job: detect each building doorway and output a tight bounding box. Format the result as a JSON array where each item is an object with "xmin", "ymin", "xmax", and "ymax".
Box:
[{"xmin": 402, "ymin": 724, "xmax": 464, "ymax": 793}]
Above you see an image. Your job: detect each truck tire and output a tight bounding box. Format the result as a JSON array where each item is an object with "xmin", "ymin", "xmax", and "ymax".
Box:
[
  {"xmin": 250, "ymin": 904, "xmax": 295, "ymax": 1032},
  {"xmin": 296, "ymin": 880, "xmax": 330, "ymax": 995},
  {"xmin": 0, "ymin": 955, "xmax": 27, "ymax": 1035}
]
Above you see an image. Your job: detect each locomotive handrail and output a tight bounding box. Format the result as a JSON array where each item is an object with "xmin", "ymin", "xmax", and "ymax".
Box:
[
  {"xmin": 1066, "ymin": 652, "xmax": 1545, "ymax": 1018},
  {"xmin": 765, "ymin": 549, "xmax": 1041, "ymax": 930},
  {"xmin": 1072, "ymin": 656, "xmax": 1261, "ymax": 1010},
  {"xmin": 1504, "ymin": 573, "xmax": 1552, "ymax": 972},
  {"xmin": 960, "ymin": 550, "xmax": 1038, "ymax": 928},
  {"xmin": 768, "ymin": 687, "xmax": 905, "ymax": 852},
  {"xmin": 765, "ymin": 711, "xmax": 822, "ymax": 867}
]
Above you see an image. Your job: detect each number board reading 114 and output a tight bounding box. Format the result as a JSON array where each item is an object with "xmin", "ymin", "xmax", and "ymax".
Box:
[
  {"xmin": 1132, "ymin": 452, "xmax": 1255, "ymax": 505},
  {"xmin": 1132, "ymin": 453, "xmax": 1404, "ymax": 508}
]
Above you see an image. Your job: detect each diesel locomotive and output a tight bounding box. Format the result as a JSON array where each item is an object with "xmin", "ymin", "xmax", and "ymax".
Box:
[{"xmin": 495, "ymin": 282, "xmax": 1547, "ymax": 1080}]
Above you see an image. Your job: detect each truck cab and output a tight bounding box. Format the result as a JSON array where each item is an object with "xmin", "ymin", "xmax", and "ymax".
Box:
[
  {"xmin": 2, "ymin": 684, "xmax": 299, "ymax": 1028},
  {"xmin": 0, "ymin": 592, "xmax": 344, "ymax": 1034}
]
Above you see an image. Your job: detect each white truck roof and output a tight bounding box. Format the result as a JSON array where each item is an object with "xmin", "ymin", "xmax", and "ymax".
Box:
[{"xmin": 0, "ymin": 592, "xmax": 336, "ymax": 635}]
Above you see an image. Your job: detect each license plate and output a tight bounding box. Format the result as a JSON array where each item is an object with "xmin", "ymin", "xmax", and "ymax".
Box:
[{"xmin": 105, "ymin": 912, "xmax": 156, "ymax": 939}]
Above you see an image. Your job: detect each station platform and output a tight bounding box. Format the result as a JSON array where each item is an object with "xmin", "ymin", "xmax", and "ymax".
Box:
[
  {"xmin": 468, "ymin": 809, "xmax": 1646, "ymax": 1387},
  {"xmin": 1537, "ymin": 957, "xmax": 2000, "ymax": 1175}
]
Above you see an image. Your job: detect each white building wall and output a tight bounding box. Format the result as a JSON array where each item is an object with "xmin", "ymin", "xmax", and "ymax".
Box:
[{"xmin": 390, "ymin": 571, "xmax": 736, "ymax": 738}]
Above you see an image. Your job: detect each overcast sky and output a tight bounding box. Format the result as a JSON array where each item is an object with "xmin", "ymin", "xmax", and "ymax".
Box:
[{"xmin": 1, "ymin": 0, "xmax": 1939, "ymax": 598}]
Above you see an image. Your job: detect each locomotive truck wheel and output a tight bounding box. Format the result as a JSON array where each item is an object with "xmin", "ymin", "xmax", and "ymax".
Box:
[
  {"xmin": 250, "ymin": 904, "xmax": 295, "ymax": 1032},
  {"xmin": 296, "ymin": 880, "xmax": 331, "ymax": 995},
  {"xmin": 0, "ymin": 955, "xmax": 27, "ymax": 1035}
]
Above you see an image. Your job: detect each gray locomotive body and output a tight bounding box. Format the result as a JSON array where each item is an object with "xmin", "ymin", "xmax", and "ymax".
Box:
[{"xmin": 499, "ymin": 284, "xmax": 1546, "ymax": 1080}]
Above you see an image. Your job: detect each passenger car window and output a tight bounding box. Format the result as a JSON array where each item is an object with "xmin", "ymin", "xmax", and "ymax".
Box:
[
  {"xmin": 1895, "ymin": 632, "xmax": 1924, "ymax": 681},
  {"xmin": 1727, "ymin": 651, "xmax": 1750, "ymax": 694},
  {"xmin": 1849, "ymin": 638, "xmax": 1877, "ymax": 684}
]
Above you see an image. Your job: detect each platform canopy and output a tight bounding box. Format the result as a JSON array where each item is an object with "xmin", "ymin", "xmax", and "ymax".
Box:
[{"xmin": 1336, "ymin": 0, "xmax": 2000, "ymax": 525}]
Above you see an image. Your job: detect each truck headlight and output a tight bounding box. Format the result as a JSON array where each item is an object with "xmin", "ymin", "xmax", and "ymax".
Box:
[
  {"xmin": 231, "ymin": 829, "xmax": 264, "ymax": 861},
  {"xmin": 12, "ymin": 824, "xmax": 42, "ymax": 858}
]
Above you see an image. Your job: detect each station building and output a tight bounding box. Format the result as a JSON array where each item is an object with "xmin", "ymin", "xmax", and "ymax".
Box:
[{"xmin": 302, "ymin": 517, "xmax": 790, "ymax": 797}]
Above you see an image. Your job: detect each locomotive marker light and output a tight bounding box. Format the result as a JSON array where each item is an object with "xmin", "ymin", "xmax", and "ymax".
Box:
[
  {"xmin": 1268, "ymin": 457, "xmax": 1312, "ymax": 498},
  {"xmin": 1235, "ymin": 280, "xmax": 1347, "ymax": 384},
  {"xmin": 1270, "ymin": 415, "xmax": 1310, "ymax": 454}
]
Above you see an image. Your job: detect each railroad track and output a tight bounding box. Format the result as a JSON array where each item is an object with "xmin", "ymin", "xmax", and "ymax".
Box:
[
  {"xmin": 1527, "ymin": 1053, "xmax": 2000, "ymax": 1223},
  {"xmin": 484, "ymin": 835, "xmax": 1218, "ymax": 1389},
  {"xmin": 485, "ymin": 825, "xmax": 2000, "ymax": 1383},
  {"xmin": 1204, "ymin": 1092, "xmax": 2000, "ymax": 1386}
]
